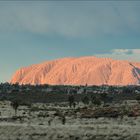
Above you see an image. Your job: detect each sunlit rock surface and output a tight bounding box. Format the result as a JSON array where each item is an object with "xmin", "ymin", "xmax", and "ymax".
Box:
[{"xmin": 11, "ymin": 56, "xmax": 140, "ymax": 85}]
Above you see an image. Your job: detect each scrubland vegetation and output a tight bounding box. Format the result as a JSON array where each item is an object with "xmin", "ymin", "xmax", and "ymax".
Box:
[{"xmin": 0, "ymin": 83, "xmax": 140, "ymax": 139}]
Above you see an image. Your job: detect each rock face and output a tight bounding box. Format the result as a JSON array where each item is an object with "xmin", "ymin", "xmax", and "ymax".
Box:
[{"xmin": 11, "ymin": 56, "xmax": 140, "ymax": 85}]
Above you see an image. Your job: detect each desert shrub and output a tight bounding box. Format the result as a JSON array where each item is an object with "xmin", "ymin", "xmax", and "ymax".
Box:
[
  {"xmin": 48, "ymin": 120, "xmax": 51, "ymax": 126},
  {"xmin": 10, "ymin": 100, "xmax": 19, "ymax": 116},
  {"xmin": 82, "ymin": 96, "xmax": 90, "ymax": 105},
  {"xmin": 136, "ymin": 95, "xmax": 140, "ymax": 104},
  {"xmin": 121, "ymin": 105, "xmax": 130, "ymax": 116},
  {"xmin": 91, "ymin": 96, "xmax": 101, "ymax": 106},
  {"xmin": 30, "ymin": 106, "xmax": 40, "ymax": 112}
]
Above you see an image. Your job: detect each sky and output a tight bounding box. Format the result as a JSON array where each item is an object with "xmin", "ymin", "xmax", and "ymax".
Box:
[{"xmin": 0, "ymin": 1, "xmax": 140, "ymax": 82}]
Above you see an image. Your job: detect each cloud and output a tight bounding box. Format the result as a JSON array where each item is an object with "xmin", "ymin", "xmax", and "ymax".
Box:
[
  {"xmin": 111, "ymin": 49, "xmax": 140, "ymax": 55},
  {"xmin": 95, "ymin": 49, "xmax": 140, "ymax": 62},
  {"xmin": 0, "ymin": 1, "xmax": 140, "ymax": 37},
  {"xmin": 111, "ymin": 49, "xmax": 133, "ymax": 55}
]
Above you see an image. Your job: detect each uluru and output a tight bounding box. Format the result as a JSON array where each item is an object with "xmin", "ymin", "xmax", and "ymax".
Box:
[{"xmin": 11, "ymin": 56, "xmax": 140, "ymax": 86}]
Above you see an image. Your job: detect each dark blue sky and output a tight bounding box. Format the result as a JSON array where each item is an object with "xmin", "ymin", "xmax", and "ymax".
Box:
[{"xmin": 0, "ymin": 1, "xmax": 140, "ymax": 82}]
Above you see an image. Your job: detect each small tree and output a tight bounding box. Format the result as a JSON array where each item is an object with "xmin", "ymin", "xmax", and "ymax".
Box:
[
  {"xmin": 73, "ymin": 102, "xmax": 76, "ymax": 108},
  {"xmin": 10, "ymin": 100, "xmax": 19, "ymax": 116},
  {"xmin": 68, "ymin": 94, "xmax": 75, "ymax": 108},
  {"xmin": 48, "ymin": 119, "xmax": 52, "ymax": 126},
  {"xmin": 82, "ymin": 96, "xmax": 90, "ymax": 105},
  {"xmin": 62, "ymin": 116, "xmax": 66, "ymax": 125}
]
